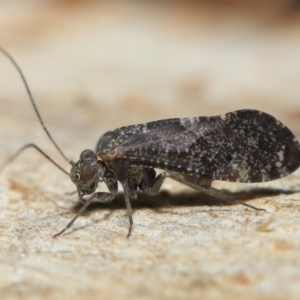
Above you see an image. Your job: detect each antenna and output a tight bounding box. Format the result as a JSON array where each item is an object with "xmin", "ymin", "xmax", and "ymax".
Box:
[
  {"xmin": 0, "ymin": 47, "xmax": 71, "ymax": 165},
  {"xmin": 0, "ymin": 143, "xmax": 69, "ymax": 175}
]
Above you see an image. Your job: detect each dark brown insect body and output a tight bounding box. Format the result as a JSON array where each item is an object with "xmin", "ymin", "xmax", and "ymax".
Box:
[
  {"xmin": 66, "ymin": 110, "xmax": 300, "ymax": 237},
  {"xmin": 1, "ymin": 47, "xmax": 300, "ymax": 237}
]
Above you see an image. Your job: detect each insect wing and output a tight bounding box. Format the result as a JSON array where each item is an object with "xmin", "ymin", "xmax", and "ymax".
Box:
[{"xmin": 101, "ymin": 110, "xmax": 300, "ymax": 183}]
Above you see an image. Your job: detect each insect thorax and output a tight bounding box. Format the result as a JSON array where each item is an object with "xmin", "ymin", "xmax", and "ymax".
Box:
[{"xmin": 96, "ymin": 130, "xmax": 154, "ymax": 185}]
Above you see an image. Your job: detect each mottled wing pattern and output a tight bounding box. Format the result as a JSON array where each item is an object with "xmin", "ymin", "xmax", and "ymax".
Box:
[{"xmin": 98, "ymin": 110, "xmax": 300, "ymax": 183}]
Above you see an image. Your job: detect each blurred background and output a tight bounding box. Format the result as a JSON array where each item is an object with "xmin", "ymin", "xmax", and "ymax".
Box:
[
  {"xmin": 1, "ymin": 2, "xmax": 300, "ymax": 299},
  {"xmin": 0, "ymin": 0, "xmax": 300, "ymax": 160}
]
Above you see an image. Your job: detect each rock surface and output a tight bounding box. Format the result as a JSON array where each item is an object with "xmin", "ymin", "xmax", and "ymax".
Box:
[{"xmin": 0, "ymin": 1, "xmax": 300, "ymax": 299}]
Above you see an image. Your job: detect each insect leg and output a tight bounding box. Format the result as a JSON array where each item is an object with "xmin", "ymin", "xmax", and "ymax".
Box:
[
  {"xmin": 169, "ymin": 174, "xmax": 266, "ymax": 212},
  {"xmin": 140, "ymin": 171, "xmax": 264, "ymax": 211},
  {"xmin": 53, "ymin": 182, "xmax": 118, "ymax": 238},
  {"xmin": 138, "ymin": 169, "xmax": 156, "ymax": 192},
  {"xmin": 151, "ymin": 172, "xmax": 170, "ymax": 193},
  {"xmin": 139, "ymin": 171, "xmax": 173, "ymax": 193},
  {"xmin": 122, "ymin": 179, "xmax": 138, "ymax": 238},
  {"xmin": 139, "ymin": 171, "xmax": 211, "ymax": 195}
]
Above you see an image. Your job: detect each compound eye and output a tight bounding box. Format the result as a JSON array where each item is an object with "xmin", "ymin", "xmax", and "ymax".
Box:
[
  {"xmin": 81, "ymin": 163, "xmax": 97, "ymax": 180},
  {"xmin": 83, "ymin": 164, "xmax": 94, "ymax": 174}
]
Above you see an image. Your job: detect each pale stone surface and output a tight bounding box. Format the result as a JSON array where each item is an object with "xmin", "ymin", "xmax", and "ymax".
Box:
[{"xmin": 0, "ymin": 1, "xmax": 300, "ymax": 299}]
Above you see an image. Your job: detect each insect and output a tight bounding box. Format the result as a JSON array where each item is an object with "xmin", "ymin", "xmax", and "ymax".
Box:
[{"xmin": 1, "ymin": 47, "xmax": 300, "ymax": 238}]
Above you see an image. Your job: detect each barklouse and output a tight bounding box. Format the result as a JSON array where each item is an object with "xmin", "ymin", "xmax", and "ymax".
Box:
[{"xmin": 1, "ymin": 47, "xmax": 300, "ymax": 238}]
